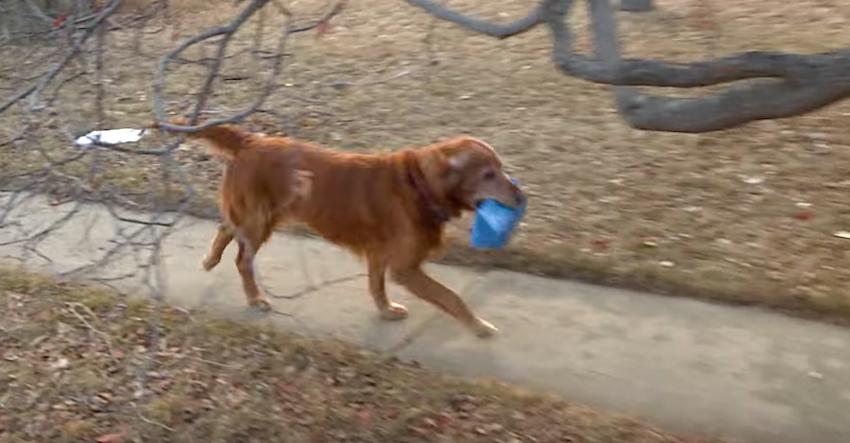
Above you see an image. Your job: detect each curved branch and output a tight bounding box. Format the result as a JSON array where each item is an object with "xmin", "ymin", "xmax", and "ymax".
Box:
[
  {"xmin": 551, "ymin": 50, "xmax": 840, "ymax": 87},
  {"xmin": 404, "ymin": 0, "xmax": 850, "ymax": 132},
  {"xmin": 153, "ymin": 0, "xmax": 346, "ymax": 135},
  {"xmin": 0, "ymin": 0, "xmax": 123, "ymax": 115},
  {"xmin": 288, "ymin": 0, "xmax": 348, "ymax": 34},
  {"xmin": 547, "ymin": 0, "xmax": 822, "ymax": 87},
  {"xmin": 580, "ymin": 0, "xmax": 850, "ymax": 132},
  {"xmin": 618, "ymin": 68, "xmax": 850, "ymax": 132},
  {"xmin": 152, "ymin": 0, "xmax": 271, "ymax": 126},
  {"xmin": 404, "ymin": 0, "xmax": 545, "ymax": 39},
  {"xmin": 23, "ymin": 0, "xmax": 55, "ymax": 24}
]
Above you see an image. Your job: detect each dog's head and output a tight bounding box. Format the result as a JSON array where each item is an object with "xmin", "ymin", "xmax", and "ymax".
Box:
[{"xmin": 431, "ymin": 136, "xmax": 525, "ymax": 210}]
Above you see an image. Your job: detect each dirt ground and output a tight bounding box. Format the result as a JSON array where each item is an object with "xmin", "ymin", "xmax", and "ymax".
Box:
[
  {"xmin": 2, "ymin": 0, "xmax": 850, "ymax": 322},
  {"xmin": 0, "ymin": 269, "xmax": 725, "ymax": 443}
]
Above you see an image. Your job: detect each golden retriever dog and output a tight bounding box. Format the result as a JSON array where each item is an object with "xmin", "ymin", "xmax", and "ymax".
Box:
[{"xmin": 167, "ymin": 120, "xmax": 524, "ymax": 337}]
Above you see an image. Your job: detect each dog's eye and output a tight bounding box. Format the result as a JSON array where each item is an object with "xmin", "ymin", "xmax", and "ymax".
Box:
[{"xmin": 483, "ymin": 170, "xmax": 496, "ymax": 180}]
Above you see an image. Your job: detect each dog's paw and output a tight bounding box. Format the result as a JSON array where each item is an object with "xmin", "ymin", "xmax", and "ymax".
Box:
[
  {"xmin": 201, "ymin": 255, "xmax": 219, "ymax": 271},
  {"xmin": 473, "ymin": 317, "xmax": 498, "ymax": 338},
  {"xmin": 248, "ymin": 297, "xmax": 273, "ymax": 312},
  {"xmin": 380, "ymin": 302, "xmax": 409, "ymax": 321}
]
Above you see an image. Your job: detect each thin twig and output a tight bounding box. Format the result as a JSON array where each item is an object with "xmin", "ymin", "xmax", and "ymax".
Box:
[
  {"xmin": 0, "ymin": 0, "xmax": 123, "ymax": 115},
  {"xmin": 65, "ymin": 301, "xmax": 119, "ymax": 363}
]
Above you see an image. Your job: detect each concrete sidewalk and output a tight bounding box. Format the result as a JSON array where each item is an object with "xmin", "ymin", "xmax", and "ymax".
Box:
[{"xmin": 1, "ymin": 194, "xmax": 849, "ymax": 443}]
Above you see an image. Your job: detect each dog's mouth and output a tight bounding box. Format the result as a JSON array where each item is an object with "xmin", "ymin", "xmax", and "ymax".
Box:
[{"xmin": 474, "ymin": 195, "xmax": 526, "ymax": 209}]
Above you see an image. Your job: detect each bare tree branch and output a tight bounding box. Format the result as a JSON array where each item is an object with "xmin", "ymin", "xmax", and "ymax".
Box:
[
  {"xmin": 22, "ymin": 0, "xmax": 56, "ymax": 24},
  {"xmin": 65, "ymin": 301, "xmax": 119, "ymax": 363},
  {"xmin": 404, "ymin": 0, "xmax": 544, "ymax": 39},
  {"xmin": 404, "ymin": 0, "xmax": 850, "ymax": 132},
  {"xmin": 153, "ymin": 0, "xmax": 346, "ymax": 134},
  {"xmin": 1, "ymin": 2, "xmax": 350, "ymax": 434},
  {"xmin": 0, "ymin": 0, "xmax": 123, "ymax": 115}
]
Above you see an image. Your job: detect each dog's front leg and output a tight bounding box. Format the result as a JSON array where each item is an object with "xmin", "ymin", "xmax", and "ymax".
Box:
[
  {"xmin": 391, "ymin": 267, "xmax": 497, "ymax": 338},
  {"xmin": 367, "ymin": 255, "xmax": 408, "ymax": 320}
]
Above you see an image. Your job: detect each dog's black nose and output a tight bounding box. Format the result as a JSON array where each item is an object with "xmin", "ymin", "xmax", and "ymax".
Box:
[{"xmin": 515, "ymin": 192, "xmax": 526, "ymax": 206}]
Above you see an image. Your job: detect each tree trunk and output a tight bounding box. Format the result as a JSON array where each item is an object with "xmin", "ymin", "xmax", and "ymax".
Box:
[{"xmin": 619, "ymin": 0, "xmax": 653, "ymax": 12}]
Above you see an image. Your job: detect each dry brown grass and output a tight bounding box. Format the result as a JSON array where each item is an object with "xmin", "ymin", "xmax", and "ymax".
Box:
[
  {"xmin": 0, "ymin": 268, "xmax": 723, "ymax": 443},
  {"xmin": 2, "ymin": 0, "xmax": 850, "ymax": 323}
]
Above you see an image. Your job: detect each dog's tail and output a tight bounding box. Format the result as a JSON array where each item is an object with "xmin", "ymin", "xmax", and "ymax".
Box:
[{"xmin": 150, "ymin": 118, "xmax": 250, "ymax": 160}]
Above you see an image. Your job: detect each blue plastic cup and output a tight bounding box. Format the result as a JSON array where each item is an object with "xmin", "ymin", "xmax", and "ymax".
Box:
[{"xmin": 470, "ymin": 180, "xmax": 526, "ymax": 250}]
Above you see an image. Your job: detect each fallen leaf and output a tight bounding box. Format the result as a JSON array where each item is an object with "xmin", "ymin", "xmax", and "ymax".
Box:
[
  {"xmin": 356, "ymin": 408, "xmax": 371, "ymax": 425},
  {"xmin": 52, "ymin": 14, "xmax": 68, "ymax": 29},
  {"xmin": 436, "ymin": 411, "xmax": 453, "ymax": 428},
  {"xmin": 450, "ymin": 394, "xmax": 477, "ymax": 412},
  {"xmin": 96, "ymin": 431, "xmax": 126, "ymax": 443},
  {"xmin": 315, "ymin": 20, "xmax": 333, "ymax": 39},
  {"xmin": 408, "ymin": 425, "xmax": 429, "ymax": 436},
  {"xmin": 591, "ymin": 238, "xmax": 610, "ymax": 251},
  {"xmin": 476, "ymin": 424, "xmax": 506, "ymax": 435},
  {"xmin": 741, "ymin": 176, "xmax": 764, "ymax": 185},
  {"xmin": 50, "ymin": 358, "xmax": 70, "ymax": 370},
  {"xmin": 482, "ymin": 423, "xmax": 504, "ymax": 433},
  {"xmin": 278, "ymin": 383, "xmax": 298, "ymax": 395},
  {"xmin": 793, "ymin": 211, "xmax": 814, "ymax": 221},
  {"xmin": 56, "ymin": 321, "xmax": 72, "ymax": 335}
]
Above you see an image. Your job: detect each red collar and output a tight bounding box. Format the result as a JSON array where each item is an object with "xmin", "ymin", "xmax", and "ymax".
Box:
[{"xmin": 405, "ymin": 155, "xmax": 451, "ymax": 225}]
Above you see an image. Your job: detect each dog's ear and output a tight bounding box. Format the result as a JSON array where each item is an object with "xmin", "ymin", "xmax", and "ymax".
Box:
[
  {"xmin": 446, "ymin": 137, "xmax": 495, "ymax": 170},
  {"xmin": 447, "ymin": 150, "xmax": 474, "ymax": 171},
  {"xmin": 436, "ymin": 150, "xmax": 472, "ymax": 190}
]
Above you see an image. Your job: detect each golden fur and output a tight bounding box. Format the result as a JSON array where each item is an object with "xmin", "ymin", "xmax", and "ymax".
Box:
[{"xmin": 171, "ymin": 120, "xmax": 524, "ymax": 337}]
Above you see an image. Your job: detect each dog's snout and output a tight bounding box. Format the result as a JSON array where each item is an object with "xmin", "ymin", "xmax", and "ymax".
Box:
[
  {"xmin": 512, "ymin": 184, "xmax": 526, "ymax": 206},
  {"xmin": 515, "ymin": 193, "xmax": 525, "ymax": 206}
]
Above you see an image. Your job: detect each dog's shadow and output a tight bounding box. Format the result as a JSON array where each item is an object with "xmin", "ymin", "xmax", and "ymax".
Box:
[{"xmin": 195, "ymin": 275, "xmax": 504, "ymax": 377}]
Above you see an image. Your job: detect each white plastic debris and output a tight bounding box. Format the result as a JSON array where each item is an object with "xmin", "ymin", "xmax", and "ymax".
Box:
[
  {"xmin": 74, "ymin": 128, "xmax": 146, "ymax": 147},
  {"xmin": 50, "ymin": 357, "xmax": 70, "ymax": 370},
  {"xmin": 741, "ymin": 175, "xmax": 765, "ymax": 185},
  {"xmin": 807, "ymin": 371, "xmax": 824, "ymax": 380}
]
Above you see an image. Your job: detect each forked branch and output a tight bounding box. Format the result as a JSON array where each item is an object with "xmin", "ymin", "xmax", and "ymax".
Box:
[
  {"xmin": 404, "ymin": 0, "xmax": 850, "ymax": 132},
  {"xmin": 153, "ymin": 0, "xmax": 346, "ymax": 134}
]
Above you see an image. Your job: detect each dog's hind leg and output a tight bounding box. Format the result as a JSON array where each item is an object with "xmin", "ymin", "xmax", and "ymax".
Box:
[
  {"xmin": 202, "ymin": 223, "xmax": 234, "ymax": 271},
  {"xmin": 367, "ymin": 254, "xmax": 408, "ymax": 321},
  {"xmin": 233, "ymin": 222, "xmax": 273, "ymax": 310}
]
